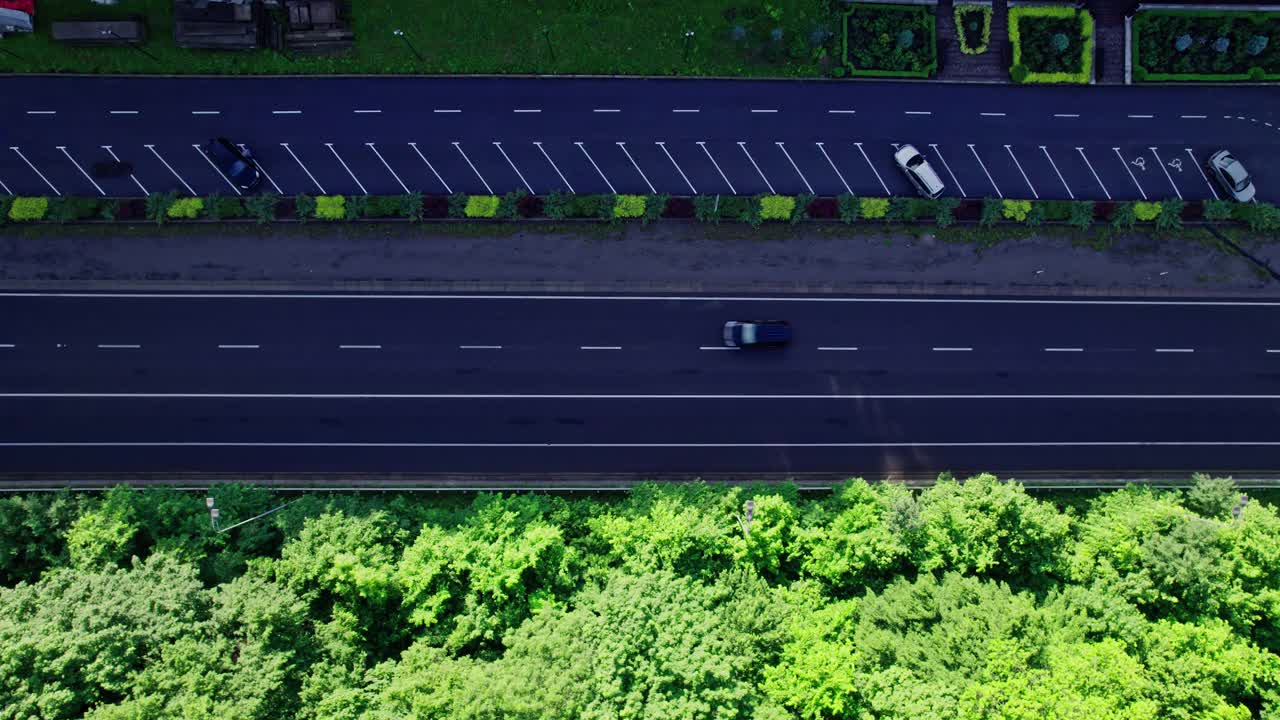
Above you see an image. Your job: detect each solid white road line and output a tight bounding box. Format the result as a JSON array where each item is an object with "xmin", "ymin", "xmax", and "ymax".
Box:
[
  {"xmin": 145, "ymin": 144, "xmax": 196, "ymax": 196},
  {"xmin": 194, "ymin": 143, "xmax": 242, "ymax": 195},
  {"xmin": 9, "ymin": 147, "xmax": 61, "ymax": 196},
  {"xmin": 452, "ymin": 142, "xmax": 493, "ymax": 194},
  {"xmin": 534, "ymin": 142, "xmax": 574, "ymax": 193},
  {"xmin": 580, "ymin": 346, "xmax": 622, "ymax": 350},
  {"xmin": 776, "ymin": 141, "xmax": 814, "ymax": 194},
  {"xmin": 817, "ymin": 346, "xmax": 859, "ymax": 351},
  {"xmin": 9, "ymin": 392, "xmax": 1279, "ymax": 400},
  {"xmin": 7, "ymin": 441, "xmax": 1278, "ymax": 449},
  {"xmin": 1155, "ymin": 348, "xmax": 1194, "ymax": 353},
  {"xmin": 1044, "ymin": 347, "xmax": 1084, "ymax": 352},
  {"xmin": 1149, "ymin": 147, "xmax": 1181, "ymax": 200},
  {"xmin": 57, "ymin": 146, "xmax": 105, "ymax": 196},
  {"xmin": 236, "ymin": 143, "xmax": 283, "ymax": 194},
  {"xmin": 408, "ymin": 143, "xmax": 451, "ymax": 194},
  {"xmin": 575, "ymin": 142, "xmax": 616, "ymax": 194},
  {"xmin": 339, "ymin": 344, "xmax": 382, "ymax": 349},
  {"xmin": 217, "ymin": 344, "xmax": 260, "ymax": 349},
  {"xmin": 281, "ymin": 143, "xmax": 325, "ymax": 194},
  {"xmin": 102, "ymin": 146, "xmax": 148, "ymax": 195},
  {"xmin": 367, "ymin": 143, "xmax": 409, "ymax": 193},
  {"xmin": 1186, "ymin": 148, "xmax": 1219, "ymax": 200},
  {"xmin": 1038, "ymin": 146, "xmax": 1073, "ymax": 199},
  {"xmin": 1075, "ymin": 147, "xmax": 1111, "ymax": 200},
  {"xmin": 1113, "ymin": 147, "xmax": 1148, "ymax": 200},
  {"xmin": 656, "ymin": 142, "xmax": 697, "ymax": 194},
  {"xmin": 815, "ymin": 142, "xmax": 851, "ymax": 195},
  {"xmin": 493, "ymin": 142, "xmax": 534, "ymax": 193},
  {"xmin": 928, "ymin": 144, "xmax": 965, "ymax": 197},
  {"xmin": 738, "ymin": 142, "xmax": 775, "ymax": 194},
  {"xmin": 932, "ymin": 347, "xmax": 973, "ymax": 352},
  {"xmin": 854, "ymin": 142, "xmax": 890, "ymax": 195},
  {"xmin": 1004, "ymin": 145, "xmax": 1038, "ymax": 199},
  {"xmin": 697, "ymin": 141, "xmax": 736, "ymax": 194},
  {"xmin": 96, "ymin": 344, "xmax": 141, "ymax": 349},
  {"xmin": 326, "ymin": 143, "xmax": 368, "ymax": 195},
  {"xmin": 967, "ymin": 144, "xmax": 1001, "ymax": 198},
  {"xmin": 459, "ymin": 345, "xmax": 502, "ymax": 350},
  {"xmin": 616, "ymin": 142, "xmax": 655, "ymax": 194}
]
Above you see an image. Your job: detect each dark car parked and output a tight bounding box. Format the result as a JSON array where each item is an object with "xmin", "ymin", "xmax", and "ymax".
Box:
[
  {"xmin": 204, "ymin": 137, "xmax": 262, "ymax": 192},
  {"xmin": 722, "ymin": 320, "xmax": 793, "ymax": 348}
]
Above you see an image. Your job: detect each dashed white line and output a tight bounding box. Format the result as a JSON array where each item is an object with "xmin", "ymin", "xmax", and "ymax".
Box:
[
  {"xmin": 354, "ymin": 109, "xmax": 382, "ymax": 114},
  {"xmin": 494, "ymin": 141, "xmax": 534, "ymax": 193},
  {"xmin": 26, "ymin": 110, "xmax": 55, "ymax": 115},
  {"xmin": 699, "ymin": 346, "xmax": 738, "ymax": 351},
  {"xmin": 904, "ymin": 111, "xmax": 932, "ymax": 115},
  {"xmin": 513, "ymin": 109, "xmax": 541, "ymax": 113},
  {"xmin": 97, "ymin": 344, "xmax": 141, "ymax": 349},
  {"xmin": 672, "ymin": 109, "xmax": 700, "ymax": 113},
  {"xmin": 194, "ymin": 143, "xmax": 242, "ymax": 195},
  {"xmin": 1113, "ymin": 147, "xmax": 1147, "ymax": 200},
  {"xmin": 581, "ymin": 346, "xmax": 622, "ymax": 350},
  {"xmin": 109, "ymin": 110, "xmax": 139, "ymax": 115},
  {"xmin": 817, "ymin": 346, "xmax": 859, "ymax": 351},
  {"xmin": 738, "ymin": 142, "xmax": 775, "ymax": 194},
  {"xmin": 145, "ymin": 144, "xmax": 196, "ymax": 196},
  {"xmin": 815, "ymin": 142, "xmax": 852, "ymax": 195},
  {"xmin": 1155, "ymin": 348, "xmax": 1194, "ymax": 353},
  {"xmin": 459, "ymin": 345, "xmax": 502, "ymax": 350},
  {"xmin": 697, "ymin": 141, "xmax": 736, "ymax": 194},
  {"xmin": 968, "ymin": 144, "xmax": 1002, "ymax": 198},
  {"xmin": 325, "ymin": 143, "xmax": 368, "ymax": 195},
  {"xmin": 10, "ymin": 146, "xmax": 61, "ymax": 196},
  {"xmin": 854, "ymin": 142, "xmax": 890, "ymax": 195},
  {"xmin": 616, "ymin": 142, "xmax": 655, "ymax": 195},
  {"xmin": 1075, "ymin": 147, "xmax": 1111, "ymax": 200},
  {"xmin": 928, "ymin": 143, "xmax": 965, "ymax": 197},
  {"xmin": 980, "ymin": 112, "xmax": 1006, "ymax": 117},
  {"xmin": 339, "ymin": 344, "xmax": 382, "ymax": 350},
  {"xmin": 57, "ymin": 146, "xmax": 105, "ymax": 196},
  {"xmin": 452, "ymin": 142, "xmax": 493, "ymax": 194},
  {"xmin": 368, "ymin": 142, "xmax": 410, "ymax": 194},
  {"xmin": 218, "ymin": 344, "xmax": 260, "ymax": 349},
  {"xmin": 827, "ymin": 109, "xmax": 857, "ymax": 115},
  {"xmin": 657, "ymin": 141, "xmax": 697, "ymax": 194},
  {"xmin": 1268, "ymin": 349, "xmax": 1280, "ymax": 354},
  {"xmin": 1039, "ymin": 146, "xmax": 1073, "ymax": 199},
  {"xmin": 433, "ymin": 109, "xmax": 462, "ymax": 113},
  {"xmin": 534, "ymin": 142, "xmax": 574, "ymax": 193},
  {"xmin": 409, "ymin": 142, "xmax": 451, "ymax": 194},
  {"xmin": 1004, "ymin": 145, "xmax": 1038, "ymax": 199},
  {"xmin": 575, "ymin": 142, "xmax": 616, "ymax": 194},
  {"xmin": 190, "ymin": 110, "xmax": 221, "ymax": 116},
  {"xmin": 751, "ymin": 109, "xmax": 778, "ymax": 113},
  {"xmin": 0, "ymin": 344, "xmax": 13, "ymax": 349},
  {"xmin": 593, "ymin": 108, "xmax": 620, "ymax": 113},
  {"xmin": 932, "ymin": 347, "xmax": 973, "ymax": 352},
  {"xmin": 1150, "ymin": 147, "xmax": 1181, "ymax": 200},
  {"xmin": 1180, "ymin": 114, "xmax": 1207, "ymax": 119},
  {"xmin": 272, "ymin": 110, "xmax": 302, "ymax": 115},
  {"xmin": 1043, "ymin": 347, "xmax": 1084, "ymax": 352},
  {"xmin": 1054, "ymin": 113, "xmax": 1080, "ymax": 118},
  {"xmin": 1127, "ymin": 114, "xmax": 1154, "ymax": 119},
  {"xmin": 281, "ymin": 143, "xmax": 325, "ymax": 194}
]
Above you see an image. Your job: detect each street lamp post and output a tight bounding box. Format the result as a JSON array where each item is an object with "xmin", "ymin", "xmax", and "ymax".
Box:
[
  {"xmin": 100, "ymin": 28, "xmax": 159, "ymax": 62},
  {"xmin": 541, "ymin": 26, "xmax": 556, "ymax": 63},
  {"xmin": 736, "ymin": 499, "xmax": 755, "ymax": 537},
  {"xmin": 682, "ymin": 30, "xmax": 695, "ymax": 63},
  {"xmin": 393, "ymin": 28, "xmax": 423, "ymax": 61}
]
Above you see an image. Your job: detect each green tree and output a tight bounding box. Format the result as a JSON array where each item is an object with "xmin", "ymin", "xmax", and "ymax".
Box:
[
  {"xmin": 65, "ymin": 485, "xmax": 141, "ymax": 569},
  {"xmin": 0, "ymin": 492, "xmax": 82, "ymax": 585},
  {"xmin": 1140, "ymin": 619, "xmax": 1280, "ymax": 720},
  {"xmin": 795, "ymin": 479, "xmax": 911, "ymax": 594}
]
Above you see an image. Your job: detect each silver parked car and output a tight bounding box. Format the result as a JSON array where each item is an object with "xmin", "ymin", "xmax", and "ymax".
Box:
[
  {"xmin": 893, "ymin": 144, "xmax": 945, "ymax": 199},
  {"xmin": 1207, "ymin": 150, "xmax": 1256, "ymax": 203}
]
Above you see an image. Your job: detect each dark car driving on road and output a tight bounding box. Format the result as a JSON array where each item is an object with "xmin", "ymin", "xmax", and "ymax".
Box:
[
  {"xmin": 722, "ymin": 320, "xmax": 792, "ymax": 348},
  {"xmin": 204, "ymin": 137, "xmax": 262, "ymax": 192}
]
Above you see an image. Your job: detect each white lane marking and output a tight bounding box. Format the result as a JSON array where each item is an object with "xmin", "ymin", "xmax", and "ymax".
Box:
[
  {"xmin": 13, "ymin": 392, "xmax": 1280, "ymax": 400},
  {"xmin": 7, "ymin": 441, "xmax": 1279, "ymax": 449},
  {"xmin": 103, "ymin": 147, "xmax": 147, "ymax": 196},
  {"xmin": 9, "ymin": 147, "xmax": 61, "ymax": 196},
  {"xmin": 967, "ymin": 144, "xmax": 1001, "ymax": 198},
  {"xmin": 815, "ymin": 142, "xmax": 851, "ymax": 195},
  {"xmin": 144, "ymin": 144, "xmax": 195, "ymax": 195},
  {"xmin": 452, "ymin": 142, "xmax": 492, "ymax": 194},
  {"xmin": 1044, "ymin": 347, "xmax": 1084, "ymax": 352},
  {"xmin": 980, "ymin": 112, "xmax": 1006, "ymax": 117},
  {"xmin": 1075, "ymin": 147, "xmax": 1111, "ymax": 200},
  {"xmin": 493, "ymin": 142, "xmax": 534, "ymax": 193},
  {"xmin": 26, "ymin": 110, "xmax": 55, "ymax": 115},
  {"xmin": 194, "ymin": 143, "xmax": 241, "ymax": 195},
  {"xmin": 1039, "ymin": 146, "xmax": 1073, "ymax": 199},
  {"xmin": 96, "ymin": 344, "xmax": 140, "ymax": 349},
  {"xmin": 672, "ymin": 109, "xmax": 700, "ymax": 113},
  {"xmin": 367, "ymin": 142, "xmax": 409, "ymax": 193},
  {"xmin": 0, "ymin": 344, "xmax": 13, "ymax": 348},
  {"xmin": 434, "ymin": 109, "xmax": 462, "ymax": 113},
  {"xmin": 339, "ymin": 344, "xmax": 382, "ymax": 349},
  {"xmin": 1155, "ymin": 348, "xmax": 1194, "ymax": 353},
  {"xmin": 751, "ymin": 109, "xmax": 778, "ymax": 113},
  {"xmin": 1054, "ymin": 113, "xmax": 1080, "ymax": 118},
  {"xmin": 281, "ymin": 143, "xmax": 325, "ymax": 194},
  {"xmin": 828, "ymin": 109, "xmax": 857, "ymax": 114},
  {"xmin": 1268, "ymin": 349, "xmax": 1280, "ymax": 353},
  {"xmin": 699, "ymin": 346, "xmax": 739, "ymax": 351},
  {"xmin": 1113, "ymin": 147, "xmax": 1147, "ymax": 200},
  {"xmin": 1004, "ymin": 145, "xmax": 1038, "ymax": 199},
  {"xmin": 190, "ymin": 110, "xmax": 221, "ymax": 115},
  {"xmin": 354, "ymin": 109, "xmax": 381, "ymax": 114},
  {"xmin": 593, "ymin": 108, "xmax": 620, "ymax": 113},
  {"xmin": 109, "ymin": 110, "xmax": 138, "ymax": 115},
  {"xmin": 217, "ymin": 344, "xmax": 260, "ymax": 349},
  {"xmin": 56, "ymin": 146, "xmax": 105, "ymax": 196},
  {"xmin": 581, "ymin": 346, "xmax": 622, "ymax": 350},
  {"xmin": 616, "ymin": 142, "xmax": 656, "ymax": 194},
  {"xmin": 657, "ymin": 142, "xmax": 697, "ymax": 194},
  {"xmin": 1180, "ymin": 114, "xmax": 1207, "ymax": 119},
  {"xmin": 697, "ymin": 141, "xmax": 736, "ymax": 194},
  {"xmin": 325, "ymin": 143, "xmax": 368, "ymax": 195},
  {"xmin": 534, "ymin": 142, "xmax": 575, "ymax": 193},
  {"xmin": 1149, "ymin": 147, "xmax": 1181, "ymax": 200},
  {"xmin": 575, "ymin": 142, "xmax": 616, "ymax": 194},
  {"xmin": 409, "ymin": 142, "xmax": 451, "ymax": 194},
  {"xmin": 459, "ymin": 345, "xmax": 502, "ymax": 349},
  {"xmin": 236, "ymin": 143, "xmax": 283, "ymax": 194},
  {"xmin": 854, "ymin": 142, "xmax": 890, "ymax": 195},
  {"xmin": 776, "ymin": 141, "xmax": 814, "ymax": 194},
  {"xmin": 1186, "ymin": 149, "xmax": 1218, "ymax": 200},
  {"xmin": 928, "ymin": 144, "xmax": 965, "ymax": 197},
  {"xmin": 1128, "ymin": 114, "xmax": 1154, "ymax": 119},
  {"xmin": 904, "ymin": 111, "xmax": 932, "ymax": 115},
  {"xmin": 512, "ymin": 109, "xmax": 541, "ymax": 113},
  {"xmin": 932, "ymin": 347, "xmax": 973, "ymax": 352},
  {"xmin": 817, "ymin": 346, "xmax": 859, "ymax": 351},
  {"xmin": 738, "ymin": 142, "xmax": 775, "ymax": 194},
  {"xmin": 272, "ymin": 110, "xmax": 302, "ymax": 115}
]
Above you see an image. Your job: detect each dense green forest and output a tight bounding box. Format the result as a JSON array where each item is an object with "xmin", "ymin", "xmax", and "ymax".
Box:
[{"xmin": 2, "ymin": 474, "xmax": 1279, "ymax": 720}]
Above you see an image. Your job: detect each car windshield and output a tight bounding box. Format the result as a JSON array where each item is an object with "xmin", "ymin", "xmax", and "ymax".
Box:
[
  {"xmin": 741, "ymin": 324, "xmax": 757, "ymax": 344},
  {"xmin": 229, "ymin": 159, "xmax": 253, "ymax": 181},
  {"xmin": 906, "ymin": 155, "xmax": 924, "ymax": 168}
]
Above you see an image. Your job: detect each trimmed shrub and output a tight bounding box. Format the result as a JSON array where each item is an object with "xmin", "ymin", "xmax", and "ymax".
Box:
[
  {"xmin": 1002, "ymin": 199, "xmax": 1032, "ymax": 222},
  {"xmin": 244, "ymin": 194, "xmax": 278, "ymax": 224},
  {"xmin": 464, "ymin": 195, "xmax": 500, "ymax": 218},
  {"xmin": 205, "ymin": 194, "xmax": 244, "ymax": 221},
  {"xmin": 838, "ymin": 193, "xmax": 860, "ymax": 223},
  {"xmin": 145, "ymin": 192, "xmax": 176, "ymax": 224},
  {"xmin": 790, "ymin": 193, "xmax": 814, "ymax": 224},
  {"xmin": 98, "ymin": 199, "xmax": 119, "ymax": 221},
  {"xmin": 47, "ymin": 197, "xmax": 102, "ymax": 223},
  {"xmin": 1247, "ymin": 35, "xmax": 1269, "ymax": 56},
  {"xmin": 1110, "ymin": 201, "xmax": 1137, "ymax": 230},
  {"xmin": 295, "ymin": 194, "xmax": 317, "ymax": 223},
  {"xmin": 643, "ymin": 194, "xmax": 668, "ymax": 224},
  {"xmin": 401, "ymin": 192, "xmax": 424, "ymax": 221},
  {"xmin": 447, "ymin": 193, "xmax": 469, "ymax": 219},
  {"xmin": 1024, "ymin": 202, "xmax": 1046, "ymax": 227},
  {"xmin": 316, "ymin": 195, "xmax": 346, "ymax": 221},
  {"xmin": 364, "ymin": 195, "xmax": 403, "ymax": 218},
  {"xmin": 979, "ymin": 197, "xmax": 1002, "ymax": 227},
  {"xmin": 497, "ymin": 190, "xmax": 528, "ymax": 220},
  {"xmin": 693, "ymin": 195, "xmax": 720, "ymax": 223},
  {"xmin": 1235, "ymin": 202, "xmax": 1280, "ymax": 232},
  {"xmin": 9, "ymin": 196, "xmax": 49, "ymax": 222},
  {"xmin": 614, "ymin": 194, "xmax": 647, "ymax": 219},
  {"xmin": 542, "ymin": 192, "xmax": 569, "ymax": 220},
  {"xmin": 1068, "ymin": 201, "xmax": 1095, "ymax": 229},
  {"xmin": 759, "ymin": 194, "xmax": 795, "ymax": 221},
  {"xmin": 1134, "ymin": 201, "xmax": 1162, "ymax": 222},
  {"xmin": 166, "ymin": 197, "xmax": 204, "ymax": 219},
  {"xmin": 718, "ymin": 196, "xmax": 756, "ymax": 224},
  {"xmin": 1203, "ymin": 199, "xmax": 1234, "ymax": 222},
  {"xmin": 1040, "ymin": 200, "xmax": 1073, "ymax": 221},
  {"xmin": 566, "ymin": 194, "xmax": 610, "ymax": 219},
  {"xmin": 1008, "ymin": 6, "xmax": 1094, "ymax": 84},
  {"xmin": 859, "ymin": 197, "xmax": 889, "ymax": 220},
  {"xmin": 1133, "ymin": 10, "xmax": 1280, "ymax": 82},
  {"xmin": 1156, "ymin": 198, "xmax": 1184, "ymax": 231},
  {"xmin": 344, "ymin": 195, "xmax": 368, "ymax": 220},
  {"xmin": 955, "ymin": 4, "xmax": 992, "ymax": 54},
  {"xmin": 934, "ymin": 197, "xmax": 960, "ymax": 228}
]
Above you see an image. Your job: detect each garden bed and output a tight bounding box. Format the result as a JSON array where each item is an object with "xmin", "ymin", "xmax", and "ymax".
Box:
[
  {"xmin": 955, "ymin": 4, "xmax": 992, "ymax": 55},
  {"xmin": 1132, "ymin": 9, "xmax": 1280, "ymax": 82},
  {"xmin": 841, "ymin": 3, "xmax": 937, "ymax": 78},
  {"xmin": 1008, "ymin": 5, "xmax": 1094, "ymax": 83}
]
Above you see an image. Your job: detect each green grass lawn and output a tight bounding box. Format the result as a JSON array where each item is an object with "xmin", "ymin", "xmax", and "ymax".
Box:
[{"xmin": 0, "ymin": 0, "xmax": 838, "ymax": 76}]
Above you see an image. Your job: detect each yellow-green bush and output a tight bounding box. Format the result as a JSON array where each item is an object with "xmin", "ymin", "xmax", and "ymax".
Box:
[
  {"xmin": 315, "ymin": 195, "xmax": 346, "ymax": 220},
  {"xmin": 8, "ymin": 196, "xmax": 48, "ymax": 221},
  {"xmin": 860, "ymin": 197, "xmax": 889, "ymax": 219},
  {"xmin": 1002, "ymin": 199, "xmax": 1032, "ymax": 222},
  {"xmin": 613, "ymin": 195, "xmax": 646, "ymax": 218},
  {"xmin": 759, "ymin": 195, "xmax": 796, "ymax": 221},
  {"xmin": 165, "ymin": 198, "xmax": 204, "ymax": 219},
  {"xmin": 1134, "ymin": 201, "xmax": 1162, "ymax": 222},
  {"xmin": 465, "ymin": 195, "xmax": 500, "ymax": 218}
]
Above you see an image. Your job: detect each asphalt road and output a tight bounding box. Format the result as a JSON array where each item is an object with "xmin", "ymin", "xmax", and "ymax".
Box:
[
  {"xmin": 0, "ymin": 77, "xmax": 1276, "ymax": 203},
  {"xmin": 1, "ymin": 291, "xmax": 1278, "ymax": 475}
]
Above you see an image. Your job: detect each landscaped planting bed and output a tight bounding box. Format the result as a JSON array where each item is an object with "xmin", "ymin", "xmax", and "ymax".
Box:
[
  {"xmin": 1008, "ymin": 5, "xmax": 1094, "ymax": 83},
  {"xmin": 955, "ymin": 4, "xmax": 992, "ymax": 55},
  {"xmin": 841, "ymin": 3, "xmax": 937, "ymax": 78},
  {"xmin": 1133, "ymin": 9, "xmax": 1280, "ymax": 82}
]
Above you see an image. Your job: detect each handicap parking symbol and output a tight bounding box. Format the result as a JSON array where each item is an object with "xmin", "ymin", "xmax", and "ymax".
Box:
[
  {"xmin": 1131, "ymin": 156, "xmax": 1147, "ymax": 172},
  {"xmin": 1167, "ymin": 157, "xmax": 1183, "ymax": 173}
]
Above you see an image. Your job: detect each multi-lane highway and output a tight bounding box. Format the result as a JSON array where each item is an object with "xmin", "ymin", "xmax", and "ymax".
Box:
[
  {"xmin": 0, "ymin": 291, "xmax": 1278, "ymax": 475},
  {"xmin": 1, "ymin": 77, "xmax": 1277, "ymax": 202}
]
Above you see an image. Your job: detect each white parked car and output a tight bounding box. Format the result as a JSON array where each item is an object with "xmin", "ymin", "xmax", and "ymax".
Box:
[
  {"xmin": 893, "ymin": 144, "xmax": 945, "ymax": 199},
  {"xmin": 1207, "ymin": 150, "xmax": 1256, "ymax": 203}
]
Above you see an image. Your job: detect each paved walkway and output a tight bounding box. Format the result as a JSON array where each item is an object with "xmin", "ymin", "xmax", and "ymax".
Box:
[{"xmin": 936, "ymin": 0, "xmax": 1009, "ymax": 83}]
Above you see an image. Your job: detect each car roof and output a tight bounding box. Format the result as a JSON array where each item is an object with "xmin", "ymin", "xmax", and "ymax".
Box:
[{"xmin": 913, "ymin": 162, "xmax": 944, "ymax": 194}]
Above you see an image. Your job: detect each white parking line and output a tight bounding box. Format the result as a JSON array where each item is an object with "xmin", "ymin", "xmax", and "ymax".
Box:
[
  {"xmin": 97, "ymin": 344, "xmax": 141, "ymax": 349},
  {"xmin": 493, "ymin": 142, "xmax": 534, "ymax": 193},
  {"xmin": 281, "ymin": 143, "xmax": 325, "ymax": 194},
  {"xmin": 967, "ymin": 144, "xmax": 1001, "ymax": 198},
  {"xmin": 194, "ymin": 143, "xmax": 241, "ymax": 195},
  {"xmin": 354, "ymin": 109, "xmax": 381, "ymax": 114},
  {"xmin": 616, "ymin": 142, "xmax": 655, "ymax": 194},
  {"xmin": 928, "ymin": 144, "xmax": 965, "ymax": 197},
  {"xmin": 854, "ymin": 142, "xmax": 890, "ymax": 195},
  {"xmin": 1038, "ymin": 146, "xmax": 1073, "ymax": 199},
  {"xmin": 932, "ymin": 347, "xmax": 973, "ymax": 352},
  {"xmin": 1113, "ymin": 147, "xmax": 1147, "ymax": 200},
  {"xmin": 1044, "ymin": 347, "xmax": 1084, "ymax": 352},
  {"xmin": 1155, "ymin": 348, "xmax": 1194, "ymax": 353},
  {"xmin": 737, "ymin": 142, "xmax": 775, "ymax": 194},
  {"xmin": 1074, "ymin": 147, "xmax": 1111, "ymax": 200},
  {"xmin": 657, "ymin": 142, "xmax": 697, "ymax": 194},
  {"xmin": 534, "ymin": 142, "xmax": 574, "ymax": 193},
  {"xmin": 828, "ymin": 109, "xmax": 857, "ymax": 115},
  {"xmin": 575, "ymin": 142, "xmax": 616, "ymax": 194},
  {"xmin": 1004, "ymin": 145, "xmax": 1038, "ymax": 199},
  {"xmin": 459, "ymin": 345, "xmax": 502, "ymax": 350},
  {"xmin": 367, "ymin": 142, "xmax": 409, "ymax": 193},
  {"xmin": 817, "ymin": 346, "xmax": 858, "ymax": 351},
  {"xmin": 218, "ymin": 344, "xmax": 260, "ymax": 349},
  {"xmin": 339, "ymin": 344, "xmax": 382, "ymax": 349},
  {"xmin": 815, "ymin": 142, "xmax": 851, "ymax": 195},
  {"xmin": 408, "ymin": 143, "xmax": 451, "ymax": 194},
  {"xmin": 697, "ymin": 141, "xmax": 736, "ymax": 194},
  {"xmin": 581, "ymin": 346, "xmax": 622, "ymax": 350},
  {"xmin": 452, "ymin": 142, "xmax": 493, "ymax": 194},
  {"xmin": 1149, "ymin": 147, "xmax": 1181, "ymax": 200},
  {"xmin": 1054, "ymin": 113, "xmax": 1080, "ymax": 118},
  {"xmin": 325, "ymin": 143, "xmax": 368, "ymax": 195},
  {"xmin": 144, "ymin": 144, "xmax": 196, "ymax": 195},
  {"xmin": 236, "ymin": 143, "xmax": 283, "ymax": 194},
  {"xmin": 190, "ymin": 110, "xmax": 221, "ymax": 116},
  {"xmin": 56, "ymin": 146, "xmax": 105, "ymax": 196},
  {"xmin": 1186, "ymin": 148, "xmax": 1218, "ymax": 200},
  {"xmin": 775, "ymin": 141, "xmax": 814, "ymax": 194},
  {"xmin": 0, "ymin": 175, "xmax": 10, "ymax": 195},
  {"xmin": 9, "ymin": 147, "xmax": 60, "ymax": 196}
]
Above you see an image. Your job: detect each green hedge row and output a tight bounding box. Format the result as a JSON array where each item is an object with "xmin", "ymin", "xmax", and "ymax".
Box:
[
  {"xmin": 1009, "ymin": 5, "xmax": 1095, "ymax": 84},
  {"xmin": 1133, "ymin": 9, "xmax": 1280, "ymax": 82},
  {"xmin": 956, "ymin": 4, "xmax": 993, "ymax": 55}
]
